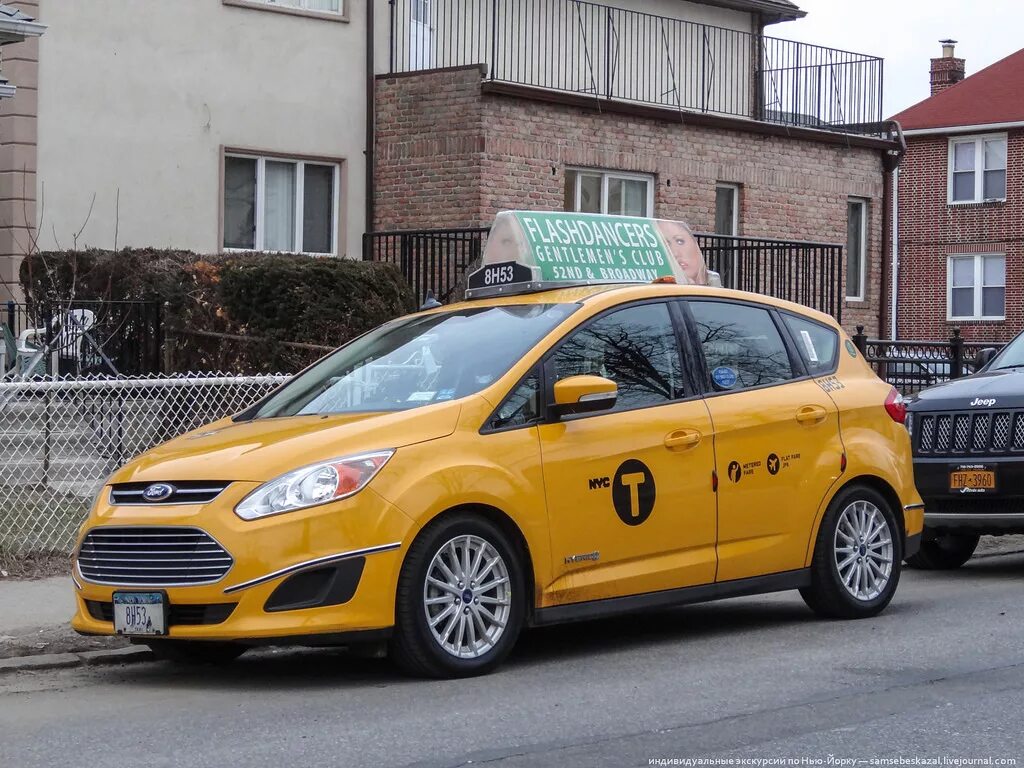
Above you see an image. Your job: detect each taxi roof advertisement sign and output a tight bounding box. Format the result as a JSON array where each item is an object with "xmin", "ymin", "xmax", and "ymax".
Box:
[
  {"xmin": 466, "ymin": 211, "xmax": 712, "ymax": 298},
  {"xmin": 514, "ymin": 212, "xmax": 676, "ymax": 283}
]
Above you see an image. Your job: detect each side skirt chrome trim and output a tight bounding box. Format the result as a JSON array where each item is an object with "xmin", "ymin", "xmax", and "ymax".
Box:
[
  {"xmin": 904, "ymin": 503, "xmax": 926, "ymax": 511},
  {"xmin": 222, "ymin": 543, "xmax": 402, "ymax": 595}
]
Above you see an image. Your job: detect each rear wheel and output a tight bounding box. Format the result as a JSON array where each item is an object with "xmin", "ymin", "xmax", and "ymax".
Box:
[
  {"xmin": 801, "ymin": 484, "xmax": 902, "ymax": 619},
  {"xmin": 905, "ymin": 531, "xmax": 980, "ymax": 570},
  {"xmin": 146, "ymin": 640, "xmax": 246, "ymax": 665},
  {"xmin": 390, "ymin": 513, "xmax": 526, "ymax": 678}
]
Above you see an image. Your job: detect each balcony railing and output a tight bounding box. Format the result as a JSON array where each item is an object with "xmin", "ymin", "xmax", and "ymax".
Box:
[
  {"xmin": 364, "ymin": 227, "xmax": 844, "ymax": 321},
  {"xmin": 388, "ymin": 0, "xmax": 884, "ymax": 132}
]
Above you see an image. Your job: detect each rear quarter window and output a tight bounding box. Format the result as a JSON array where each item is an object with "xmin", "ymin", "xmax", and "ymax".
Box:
[{"xmin": 782, "ymin": 314, "xmax": 838, "ymax": 375}]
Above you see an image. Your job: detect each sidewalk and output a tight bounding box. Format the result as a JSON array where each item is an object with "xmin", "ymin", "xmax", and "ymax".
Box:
[
  {"xmin": 0, "ymin": 576, "xmax": 76, "ymax": 635},
  {"xmin": 0, "ymin": 575, "xmax": 133, "ymax": 668}
]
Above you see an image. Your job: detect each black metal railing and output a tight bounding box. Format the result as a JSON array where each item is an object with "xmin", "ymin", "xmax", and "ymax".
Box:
[
  {"xmin": 700, "ymin": 235, "xmax": 843, "ymax": 323},
  {"xmin": 364, "ymin": 227, "xmax": 490, "ymax": 304},
  {"xmin": 2, "ymin": 300, "xmax": 162, "ymax": 377},
  {"xmin": 365, "ymin": 227, "xmax": 844, "ymax": 319},
  {"xmin": 852, "ymin": 327, "xmax": 1005, "ymax": 395},
  {"xmin": 388, "ymin": 0, "xmax": 884, "ymax": 132}
]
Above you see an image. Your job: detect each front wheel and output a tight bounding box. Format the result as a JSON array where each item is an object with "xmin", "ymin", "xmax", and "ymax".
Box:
[
  {"xmin": 905, "ymin": 531, "xmax": 980, "ymax": 570},
  {"xmin": 390, "ymin": 514, "xmax": 526, "ymax": 678},
  {"xmin": 801, "ymin": 484, "xmax": 902, "ymax": 619}
]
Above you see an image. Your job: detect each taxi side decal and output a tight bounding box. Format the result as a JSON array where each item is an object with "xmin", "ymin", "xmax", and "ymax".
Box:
[{"xmin": 612, "ymin": 459, "xmax": 656, "ymax": 526}]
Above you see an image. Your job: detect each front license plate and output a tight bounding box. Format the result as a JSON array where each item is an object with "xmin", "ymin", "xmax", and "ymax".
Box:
[
  {"xmin": 113, "ymin": 592, "xmax": 166, "ymax": 636},
  {"xmin": 949, "ymin": 466, "xmax": 996, "ymax": 492}
]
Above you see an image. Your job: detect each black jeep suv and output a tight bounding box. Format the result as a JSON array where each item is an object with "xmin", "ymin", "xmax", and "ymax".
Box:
[{"xmin": 905, "ymin": 330, "xmax": 1024, "ymax": 569}]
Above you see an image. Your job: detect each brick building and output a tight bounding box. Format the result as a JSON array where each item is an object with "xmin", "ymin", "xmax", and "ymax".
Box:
[
  {"xmin": 889, "ymin": 43, "xmax": 1024, "ymax": 342},
  {"xmin": 373, "ymin": 0, "xmax": 903, "ymax": 334}
]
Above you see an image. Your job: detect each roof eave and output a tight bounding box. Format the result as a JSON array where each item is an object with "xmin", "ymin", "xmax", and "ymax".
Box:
[
  {"xmin": 0, "ymin": 18, "xmax": 46, "ymax": 40},
  {"xmin": 687, "ymin": 0, "xmax": 806, "ymax": 24}
]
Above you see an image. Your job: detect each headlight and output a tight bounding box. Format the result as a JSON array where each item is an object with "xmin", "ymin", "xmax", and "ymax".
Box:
[{"xmin": 235, "ymin": 450, "xmax": 394, "ymax": 520}]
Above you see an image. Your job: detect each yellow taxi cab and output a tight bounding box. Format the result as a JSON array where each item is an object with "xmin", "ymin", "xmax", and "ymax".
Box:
[{"xmin": 71, "ymin": 211, "xmax": 923, "ymax": 678}]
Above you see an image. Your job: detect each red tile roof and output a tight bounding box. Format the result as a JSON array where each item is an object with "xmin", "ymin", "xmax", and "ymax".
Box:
[{"xmin": 891, "ymin": 47, "xmax": 1024, "ymax": 131}]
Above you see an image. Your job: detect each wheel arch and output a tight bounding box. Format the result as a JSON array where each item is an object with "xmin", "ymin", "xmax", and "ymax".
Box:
[
  {"xmin": 402, "ymin": 503, "xmax": 539, "ymax": 622},
  {"xmin": 805, "ymin": 474, "xmax": 906, "ymax": 567}
]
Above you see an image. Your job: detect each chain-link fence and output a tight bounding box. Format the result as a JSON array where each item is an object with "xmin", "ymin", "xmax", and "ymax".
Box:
[{"xmin": 0, "ymin": 373, "xmax": 290, "ymax": 555}]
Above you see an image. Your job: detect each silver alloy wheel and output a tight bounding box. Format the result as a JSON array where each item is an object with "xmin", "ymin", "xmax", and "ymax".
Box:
[
  {"xmin": 834, "ymin": 500, "xmax": 893, "ymax": 601},
  {"xmin": 423, "ymin": 535, "xmax": 512, "ymax": 659}
]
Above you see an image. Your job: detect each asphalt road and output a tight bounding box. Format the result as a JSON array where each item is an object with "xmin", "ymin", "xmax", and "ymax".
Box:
[{"xmin": 4, "ymin": 550, "xmax": 1024, "ymax": 768}]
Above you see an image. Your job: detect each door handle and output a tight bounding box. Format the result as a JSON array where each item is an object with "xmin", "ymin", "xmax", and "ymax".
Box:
[
  {"xmin": 795, "ymin": 405, "xmax": 828, "ymax": 425},
  {"xmin": 665, "ymin": 429, "xmax": 702, "ymax": 450}
]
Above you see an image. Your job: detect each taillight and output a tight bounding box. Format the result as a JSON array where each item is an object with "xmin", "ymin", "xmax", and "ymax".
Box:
[{"xmin": 884, "ymin": 387, "xmax": 906, "ymax": 424}]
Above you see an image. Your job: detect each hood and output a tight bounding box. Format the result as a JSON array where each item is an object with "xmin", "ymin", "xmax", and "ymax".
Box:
[
  {"xmin": 111, "ymin": 401, "xmax": 463, "ymax": 484},
  {"xmin": 908, "ymin": 368, "xmax": 1024, "ymax": 411}
]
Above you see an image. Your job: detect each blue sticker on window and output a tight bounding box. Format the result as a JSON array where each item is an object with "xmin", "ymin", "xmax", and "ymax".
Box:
[
  {"xmin": 436, "ymin": 388, "xmax": 457, "ymax": 401},
  {"xmin": 712, "ymin": 366, "xmax": 738, "ymax": 389}
]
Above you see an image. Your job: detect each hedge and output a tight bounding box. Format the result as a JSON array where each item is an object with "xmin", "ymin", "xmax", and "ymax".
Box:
[{"xmin": 19, "ymin": 249, "xmax": 416, "ymax": 373}]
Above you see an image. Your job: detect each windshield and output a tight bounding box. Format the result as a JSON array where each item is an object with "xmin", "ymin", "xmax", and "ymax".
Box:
[
  {"xmin": 991, "ymin": 332, "xmax": 1024, "ymax": 370},
  {"xmin": 246, "ymin": 304, "xmax": 578, "ymax": 418}
]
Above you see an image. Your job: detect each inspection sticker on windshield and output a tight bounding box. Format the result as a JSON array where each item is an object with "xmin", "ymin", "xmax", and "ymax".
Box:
[
  {"xmin": 407, "ymin": 391, "xmax": 436, "ymax": 402},
  {"xmin": 436, "ymin": 389, "xmax": 456, "ymax": 401}
]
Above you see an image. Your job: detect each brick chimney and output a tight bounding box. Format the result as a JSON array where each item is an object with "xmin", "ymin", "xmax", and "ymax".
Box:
[{"xmin": 931, "ymin": 39, "xmax": 966, "ymax": 95}]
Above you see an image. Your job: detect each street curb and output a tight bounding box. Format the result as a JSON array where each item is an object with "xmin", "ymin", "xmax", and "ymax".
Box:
[{"xmin": 0, "ymin": 645, "xmax": 152, "ymax": 675}]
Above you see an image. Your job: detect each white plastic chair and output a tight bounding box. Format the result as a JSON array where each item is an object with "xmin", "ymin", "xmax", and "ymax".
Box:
[{"xmin": 16, "ymin": 309, "xmax": 96, "ymax": 377}]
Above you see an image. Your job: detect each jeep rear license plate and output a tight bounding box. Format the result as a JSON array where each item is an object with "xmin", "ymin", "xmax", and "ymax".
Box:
[
  {"xmin": 949, "ymin": 466, "xmax": 996, "ymax": 492},
  {"xmin": 113, "ymin": 592, "xmax": 166, "ymax": 636}
]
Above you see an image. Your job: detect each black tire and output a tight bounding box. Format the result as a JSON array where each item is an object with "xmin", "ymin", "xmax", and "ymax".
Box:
[
  {"xmin": 905, "ymin": 531, "xmax": 980, "ymax": 570},
  {"xmin": 389, "ymin": 513, "xmax": 526, "ymax": 678},
  {"xmin": 800, "ymin": 484, "xmax": 903, "ymax": 620},
  {"xmin": 146, "ymin": 640, "xmax": 246, "ymax": 665}
]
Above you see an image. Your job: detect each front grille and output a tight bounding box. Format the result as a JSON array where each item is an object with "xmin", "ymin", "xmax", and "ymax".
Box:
[
  {"xmin": 916, "ymin": 410, "xmax": 1024, "ymax": 457},
  {"xmin": 77, "ymin": 527, "xmax": 234, "ymax": 586},
  {"xmin": 109, "ymin": 481, "xmax": 231, "ymax": 506},
  {"xmin": 85, "ymin": 600, "xmax": 236, "ymax": 626}
]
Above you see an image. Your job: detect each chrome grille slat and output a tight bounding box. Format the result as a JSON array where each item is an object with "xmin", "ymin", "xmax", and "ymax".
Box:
[
  {"xmin": 77, "ymin": 527, "xmax": 233, "ymax": 586},
  {"xmin": 109, "ymin": 482, "xmax": 231, "ymax": 506},
  {"xmin": 916, "ymin": 409, "xmax": 1024, "ymax": 456}
]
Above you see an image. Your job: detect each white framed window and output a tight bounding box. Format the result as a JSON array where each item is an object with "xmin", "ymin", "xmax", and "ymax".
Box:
[
  {"xmin": 714, "ymin": 183, "xmax": 739, "ymax": 236},
  {"xmin": 255, "ymin": 0, "xmax": 342, "ymax": 13},
  {"xmin": 949, "ymin": 134, "xmax": 1007, "ymax": 204},
  {"xmin": 223, "ymin": 153, "xmax": 340, "ymax": 255},
  {"xmin": 846, "ymin": 198, "xmax": 868, "ymax": 301},
  {"xmin": 563, "ymin": 168, "xmax": 654, "ymax": 217},
  {"xmin": 947, "ymin": 254, "xmax": 1006, "ymax": 320}
]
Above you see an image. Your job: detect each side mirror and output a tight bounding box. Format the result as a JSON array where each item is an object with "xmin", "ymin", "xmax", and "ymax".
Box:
[
  {"xmin": 551, "ymin": 375, "xmax": 618, "ymax": 418},
  {"xmin": 975, "ymin": 347, "xmax": 998, "ymax": 370}
]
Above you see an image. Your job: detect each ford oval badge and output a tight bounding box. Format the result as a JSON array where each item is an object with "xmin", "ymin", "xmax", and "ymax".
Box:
[{"xmin": 142, "ymin": 483, "xmax": 175, "ymax": 502}]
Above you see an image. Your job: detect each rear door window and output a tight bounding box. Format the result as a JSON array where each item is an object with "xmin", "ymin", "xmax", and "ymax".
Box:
[{"xmin": 686, "ymin": 300, "xmax": 795, "ymax": 392}]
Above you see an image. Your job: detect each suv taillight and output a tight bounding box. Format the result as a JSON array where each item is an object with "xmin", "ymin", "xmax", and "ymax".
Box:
[{"xmin": 884, "ymin": 387, "xmax": 906, "ymax": 424}]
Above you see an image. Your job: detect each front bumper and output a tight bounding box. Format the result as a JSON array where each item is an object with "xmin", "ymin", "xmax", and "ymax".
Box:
[
  {"xmin": 70, "ymin": 484, "xmax": 413, "ymax": 642},
  {"xmin": 913, "ymin": 456, "xmax": 1024, "ymax": 532}
]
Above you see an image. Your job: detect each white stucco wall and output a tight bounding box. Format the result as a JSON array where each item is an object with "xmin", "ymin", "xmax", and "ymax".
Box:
[{"xmin": 36, "ymin": 0, "xmax": 368, "ymax": 258}]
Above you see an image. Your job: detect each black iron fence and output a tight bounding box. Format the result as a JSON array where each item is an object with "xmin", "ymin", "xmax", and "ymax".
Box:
[
  {"xmin": 852, "ymin": 326, "xmax": 1005, "ymax": 395},
  {"xmin": 700, "ymin": 235, "xmax": 843, "ymax": 323},
  {"xmin": 364, "ymin": 227, "xmax": 489, "ymax": 304},
  {"xmin": 2, "ymin": 300, "xmax": 162, "ymax": 378},
  {"xmin": 389, "ymin": 0, "xmax": 884, "ymax": 132},
  {"xmin": 364, "ymin": 227, "xmax": 844, "ymax": 319}
]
